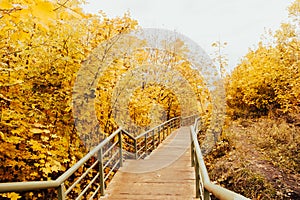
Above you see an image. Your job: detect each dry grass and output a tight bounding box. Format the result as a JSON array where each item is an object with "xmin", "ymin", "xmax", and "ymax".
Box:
[{"xmin": 204, "ymin": 117, "xmax": 300, "ymax": 199}]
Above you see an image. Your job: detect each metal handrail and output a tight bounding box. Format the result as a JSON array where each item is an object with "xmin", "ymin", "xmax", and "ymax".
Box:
[
  {"xmin": 190, "ymin": 118, "xmax": 250, "ymax": 200},
  {"xmin": 135, "ymin": 117, "xmax": 180, "ymax": 139},
  {"xmin": 0, "ymin": 115, "xmax": 197, "ymax": 199},
  {"xmin": 0, "ymin": 127, "xmax": 123, "ymax": 199},
  {"xmin": 134, "ymin": 116, "xmax": 181, "ymax": 159}
]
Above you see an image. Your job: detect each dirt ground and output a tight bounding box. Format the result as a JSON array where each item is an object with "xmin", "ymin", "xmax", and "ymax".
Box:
[{"xmin": 204, "ymin": 119, "xmax": 300, "ymax": 200}]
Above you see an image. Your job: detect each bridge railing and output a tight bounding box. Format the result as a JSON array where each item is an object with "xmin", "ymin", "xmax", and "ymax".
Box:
[
  {"xmin": 190, "ymin": 118, "xmax": 250, "ymax": 200},
  {"xmin": 181, "ymin": 114, "xmax": 197, "ymax": 126},
  {"xmin": 0, "ymin": 127, "xmax": 124, "ymax": 200},
  {"xmin": 0, "ymin": 115, "xmax": 196, "ymax": 199},
  {"xmin": 134, "ymin": 116, "xmax": 181, "ymax": 159}
]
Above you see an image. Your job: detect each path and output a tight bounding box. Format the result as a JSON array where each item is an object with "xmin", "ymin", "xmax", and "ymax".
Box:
[{"xmin": 102, "ymin": 127, "xmax": 197, "ymax": 200}]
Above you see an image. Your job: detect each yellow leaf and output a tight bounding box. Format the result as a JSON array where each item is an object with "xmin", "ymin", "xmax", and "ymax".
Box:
[
  {"xmin": 30, "ymin": 172, "xmax": 38, "ymax": 177},
  {"xmin": 5, "ymin": 136, "xmax": 24, "ymax": 144},
  {"xmin": 51, "ymin": 134, "xmax": 59, "ymax": 139},
  {"xmin": 31, "ymin": 1, "xmax": 55, "ymax": 24},
  {"xmin": 51, "ymin": 165, "xmax": 59, "ymax": 172},
  {"xmin": 39, "ymin": 153, "xmax": 46, "ymax": 159},
  {"xmin": 11, "ymin": 31, "xmax": 30, "ymax": 42},
  {"xmin": 0, "ymin": 131, "xmax": 4, "ymax": 140},
  {"xmin": 6, "ymin": 192, "xmax": 21, "ymax": 200},
  {"xmin": 41, "ymin": 135, "xmax": 49, "ymax": 142},
  {"xmin": 42, "ymin": 166, "xmax": 51, "ymax": 175},
  {"xmin": 0, "ymin": 0, "xmax": 12, "ymax": 9}
]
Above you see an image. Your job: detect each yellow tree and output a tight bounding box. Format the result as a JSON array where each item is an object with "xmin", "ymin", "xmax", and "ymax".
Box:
[
  {"xmin": 0, "ymin": 1, "xmax": 137, "ymax": 199},
  {"xmin": 227, "ymin": 0, "xmax": 300, "ymax": 118}
]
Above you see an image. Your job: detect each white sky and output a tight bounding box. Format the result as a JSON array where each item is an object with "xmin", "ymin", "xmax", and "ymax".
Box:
[{"xmin": 81, "ymin": 0, "xmax": 293, "ymax": 71}]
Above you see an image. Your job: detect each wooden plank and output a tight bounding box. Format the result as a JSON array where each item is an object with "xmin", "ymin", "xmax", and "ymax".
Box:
[{"xmin": 102, "ymin": 127, "xmax": 197, "ymax": 200}]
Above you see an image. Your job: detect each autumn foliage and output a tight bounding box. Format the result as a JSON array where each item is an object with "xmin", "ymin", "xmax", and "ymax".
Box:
[
  {"xmin": 1, "ymin": 0, "xmax": 298, "ymax": 199},
  {"xmin": 0, "ymin": 0, "xmax": 214, "ymax": 199},
  {"xmin": 226, "ymin": 0, "xmax": 300, "ymax": 119},
  {"xmin": 0, "ymin": 0, "xmax": 138, "ymax": 198},
  {"xmin": 210, "ymin": 1, "xmax": 300, "ymax": 199}
]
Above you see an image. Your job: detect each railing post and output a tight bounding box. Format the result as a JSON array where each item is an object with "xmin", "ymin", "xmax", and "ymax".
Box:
[
  {"xmin": 152, "ymin": 130, "xmax": 155, "ymax": 149},
  {"xmin": 57, "ymin": 183, "xmax": 66, "ymax": 200},
  {"xmin": 191, "ymin": 141, "xmax": 195, "ymax": 167},
  {"xmin": 145, "ymin": 134, "xmax": 148, "ymax": 155},
  {"xmin": 166, "ymin": 124, "xmax": 169, "ymax": 136},
  {"xmin": 195, "ymin": 156, "xmax": 200, "ymax": 198},
  {"xmin": 165, "ymin": 124, "xmax": 168, "ymax": 137},
  {"xmin": 158, "ymin": 126, "xmax": 161, "ymax": 144},
  {"xmin": 98, "ymin": 148, "xmax": 105, "ymax": 196},
  {"xmin": 162, "ymin": 125, "xmax": 165, "ymax": 140},
  {"xmin": 204, "ymin": 189, "xmax": 211, "ymax": 200},
  {"xmin": 134, "ymin": 139, "xmax": 138, "ymax": 159},
  {"xmin": 118, "ymin": 131, "xmax": 123, "ymax": 167}
]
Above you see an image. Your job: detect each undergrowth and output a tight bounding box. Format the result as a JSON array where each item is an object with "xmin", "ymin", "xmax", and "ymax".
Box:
[{"xmin": 204, "ymin": 117, "xmax": 300, "ymax": 200}]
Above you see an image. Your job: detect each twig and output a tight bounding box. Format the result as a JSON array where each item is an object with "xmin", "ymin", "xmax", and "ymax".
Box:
[{"xmin": 0, "ymin": 93, "xmax": 12, "ymax": 102}]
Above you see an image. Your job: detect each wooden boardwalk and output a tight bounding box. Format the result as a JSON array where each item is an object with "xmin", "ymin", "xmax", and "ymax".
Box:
[{"xmin": 102, "ymin": 127, "xmax": 197, "ymax": 200}]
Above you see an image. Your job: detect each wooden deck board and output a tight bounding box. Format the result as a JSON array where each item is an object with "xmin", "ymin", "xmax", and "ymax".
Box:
[{"xmin": 102, "ymin": 127, "xmax": 197, "ymax": 200}]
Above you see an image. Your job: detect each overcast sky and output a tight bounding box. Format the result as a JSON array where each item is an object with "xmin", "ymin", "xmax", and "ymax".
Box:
[{"xmin": 81, "ymin": 0, "xmax": 293, "ymax": 71}]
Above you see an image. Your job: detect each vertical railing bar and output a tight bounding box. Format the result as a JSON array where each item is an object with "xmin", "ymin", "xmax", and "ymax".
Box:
[
  {"xmin": 98, "ymin": 148, "xmax": 105, "ymax": 196},
  {"xmin": 204, "ymin": 188, "xmax": 211, "ymax": 200},
  {"xmin": 191, "ymin": 140, "xmax": 195, "ymax": 167},
  {"xmin": 145, "ymin": 134, "xmax": 148, "ymax": 155},
  {"xmin": 158, "ymin": 126, "xmax": 161, "ymax": 144},
  {"xmin": 57, "ymin": 183, "xmax": 66, "ymax": 200},
  {"xmin": 134, "ymin": 139, "xmax": 138, "ymax": 160},
  {"xmin": 195, "ymin": 156, "xmax": 200, "ymax": 198},
  {"xmin": 163, "ymin": 125, "xmax": 165, "ymax": 140},
  {"xmin": 118, "ymin": 131, "xmax": 123, "ymax": 167},
  {"xmin": 165, "ymin": 123, "xmax": 168, "ymax": 137},
  {"xmin": 152, "ymin": 130, "xmax": 155, "ymax": 150}
]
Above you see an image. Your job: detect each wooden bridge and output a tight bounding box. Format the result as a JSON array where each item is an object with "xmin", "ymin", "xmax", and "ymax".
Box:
[
  {"xmin": 103, "ymin": 127, "xmax": 195, "ymax": 199},
  {"xmin": 0, "ymin": 116, "xmax": 249, "ymax": 200}
]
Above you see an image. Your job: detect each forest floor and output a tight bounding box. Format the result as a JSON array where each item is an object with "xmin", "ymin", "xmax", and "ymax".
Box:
[{"xmin": 203, "ymin": 118, "xmax": 300, "ymax": 200}]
